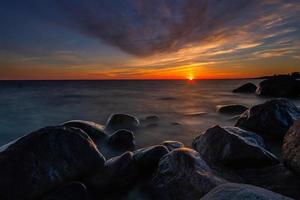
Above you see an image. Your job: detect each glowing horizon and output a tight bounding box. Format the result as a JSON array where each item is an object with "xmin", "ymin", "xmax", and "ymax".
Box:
[{"xmin": 0, "ymin": 0, "xmax": 300, "ymax": 80}]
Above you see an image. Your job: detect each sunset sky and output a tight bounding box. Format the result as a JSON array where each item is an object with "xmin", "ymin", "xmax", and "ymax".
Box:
[{"xmin": 0, "ymin": 0, "xmax": 300, "ymax": 80}]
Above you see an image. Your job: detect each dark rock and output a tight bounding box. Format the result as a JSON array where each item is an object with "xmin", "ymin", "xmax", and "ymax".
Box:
[
  {"xmin": 145, "ymin": 123, "xmax": 159, "ymax": 128},
  {"xmin": 105, "ymin": 113, "xmax": 140, "ymax": 133},
  {"xmin": 236, "ymin": 164, "xmax": 300, "ymax": 199},
  {"xmin": 161, "ymin": 140, "xmax": 184, "ymax": 151},
  {"xmin": 201, "ymin": 183, "xmax": 293, "ymax": 200},
  {"xmin": 108, "ymin": 129, "xmax": 136, "ymax": 151},
  {"xmin": 283, "ymin": 119, "xmax": 300, "ymax": 174},
  {"xmin": 0, "ymin": 126, "xmax": 105, "ymax": 200},
  {"xmin": 233, "ymin": 82, "xmax": 257, "ymax": 93},
  {"xmin": 192, "ymin": 126, "xmax": 279, "ymax": 169},
  {"xmin": 235, "ymin": 99, "xmax": 300, "ymax": 140},
  {"xmin": 62, "ymin": 120, "xmax": 108, "ymax": 143},
  {"xmin": 217, "ymin": 104, "xmax": 248, "ymax": 115},
  {"xmin": 151, "ymin": 148, "xmax": 224, "ymax": 200},
  {"xmin": 87, "ymin": 152, "xmax": 137, "ymax": 194},
  {"xmin": 256, "ymin": 78, "xmax": 300, "ymax": 97},
  {"xmin": 133, "ymin": 145, "xmax": 169, "ymax": 176},
  {"xmin": 43, "ymin": 182, "xmax": 88, "ymax": 200}
]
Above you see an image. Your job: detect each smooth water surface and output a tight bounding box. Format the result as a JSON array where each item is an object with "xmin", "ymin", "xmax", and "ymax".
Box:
[{"xmin": 0, "ymin": 80, "xmax": 299, "ymax": 147}]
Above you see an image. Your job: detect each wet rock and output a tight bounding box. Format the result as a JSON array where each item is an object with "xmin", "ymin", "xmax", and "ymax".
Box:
[
  {"xmin": 201, "ymin": 183, "xmax": 293, "ymax": 200},
  {"xmin": 62, "ymin": 120, "xmax": 108, "ymax": 143},
  {"xmin": 151, "ymin": 148, "xmax": 224, "ymax": 200},
  {"xmin": 236, "ymin": 164, "xmax": 300, "ymax": 199},
  {"xmin": 43, "ymin": 182, "xmax": 88, "ymax": 200},
  {"xmin": 105, "ymin": 113, "xmax": 140, "ymax": 133},
  {"xmin": 235, "ymin": 99, "xmax": 300, "ymax": 140},
  {"xmin": 133, "ymin": 145, "xmax": 169, "ymax": 176},
  {"xmin": 233, "ymin": 82, "xmax": 257, "ymax": 93},
  {"xmin": 108, "ymin": 129, "xmax": 136, "ymax": 151},
  {"xmin": 87, "ymin": 152, "xmax": 137, "ymax": 195},
  {"xmin": 256, "ymin": 78, "xmax": 300, "ymax": 97},
  {"xmin": 283, "ymin": 119, "xmax": 300, "ymax": 174},
  {"xmin": 161, "ymin": 140, "xmax": 184, "ymax": 151},
  {"xmin": 192, "ymin": 126, "xmax": 278, "ymax": 169},
  {"xmin": 0, "ymin": 126, "xmax": 105, "ymax": 200},
  {"xmin": 217, "ymin": 104, "xmax": 248, "ymax": 115}
]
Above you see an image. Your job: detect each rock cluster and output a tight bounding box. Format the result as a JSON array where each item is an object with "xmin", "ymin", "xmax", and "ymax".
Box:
[{"xmin": 0, "ymin": 98, "xmax": 299, "ymax": 200}]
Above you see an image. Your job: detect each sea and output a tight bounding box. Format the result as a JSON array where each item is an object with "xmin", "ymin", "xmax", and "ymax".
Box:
[{"xmin": 0, "ymin": 79, "xmax": 299, "ymax": 147}]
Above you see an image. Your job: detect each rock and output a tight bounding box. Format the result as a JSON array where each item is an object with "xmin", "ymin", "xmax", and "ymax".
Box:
[
  {"xmin": 235, "ymin": 99, "xmax": 300, "ymax": 140},
  {"xmin": 233, "ymin": 82, "xmax": 257, "ymax": 93},
  {"xmin": 283, "ymin": 119, "xmax": 300, "ymax": 174},
  {"xmin": 151, "ymin": 148, "xmax": 224, "ymax": 200},
  {"xmin": 105, "ymin": 113, "xmax": 140, "ymax": 133},
  {"xmin": 236, "ymin": 164, "xmax": 300, "ymax": 199},
  {"xmin": 87, "ymin": 152, "xmax": 137, "ymax": 195},
  {"xmin": 43, "ymin": 182, "xmax": 88, "ymax": 200},
  {"xmin": 108, "ymin": 129, "xmax": 136, "ymax": 151},
  {"xmin": 217, "ymin": 104, "xmax": 248, "ymax": 115},
  {"xmin": 62, "ymin": 120, "xmax": 108, "ymax": 143},
  {"xmin": 133, "ymin": 145, "xmax": 169, "ymax": 176},
  {"xmin": 201, "ymin": 183, "xmax": 293, "ymax": 200},
  {"xmin": 161, "ymin": 140, "xmax": 184, "ymax": 151},
  {"xmin": 256, "ymin": 78, "xmax": 300, "ymax": 97},
  {"xmin": 192, "ymin": 126, "xmax": 279, "ymax": 169},
  {"xmin": 0, "ymin": 126, "xmax": 105, "ymax": 200}
]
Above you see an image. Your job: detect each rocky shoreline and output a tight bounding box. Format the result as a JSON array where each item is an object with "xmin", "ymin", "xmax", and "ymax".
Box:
[{"xmin": 0, "ymin": 79, "xmax": 300, "ymax": 200}]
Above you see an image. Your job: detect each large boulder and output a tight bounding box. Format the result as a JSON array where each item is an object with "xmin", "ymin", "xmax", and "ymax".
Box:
[
  {"xmin": 62, "ymin": 120, "xmax": 108, "ymax": 143},
  {"xmin": 256, "ymin": 78, "xmax": 300, "ymax": 97},
  {"xmin": 201, "ymin": 183, "xmax": 293, "ymax": 200},
  {"xmin": 108, "ymin": 129, "xmax": 136, "ymax": 151},
  {"xmin": 192, "ymin": 126, "xmax": 278, "ymax": 169},
  {"xmin": 283, "ymin": 119, "xmax": 300, "ymax": 174},
  {"xmin": 151, "ymin": 148, "xmax": 224, "ymax": 200},
  {"xmin": 233, "ymin": 82, "xmax": 257, "ymax": 93},
  {"xmin": 87, "ymin": 152, "xmax": 138, "ymax": 195},
  {"xmin": 235, "ymin": 99, "xmax": 300, "ymax": 140},
  {"xmin": 0, "ymin": 126, "xmax": 105, "ymax": 200},
  {"xmin": 105, "ymin": 114, "xmax": 140, "ymax": 133},
  {"xmin": 133, "ymin": 145, "xmax": 169, "ymax": 176},
  {"xmin": 236, "ymin": 164, "xmax": 300, "ymax": 199},
  {"xmin": 217, "ymin": 104, "xmax": 248, "ymax": 115},
  {"xmin": 43, "ymin": 182, "xmax": 88, "ymax": 200}
]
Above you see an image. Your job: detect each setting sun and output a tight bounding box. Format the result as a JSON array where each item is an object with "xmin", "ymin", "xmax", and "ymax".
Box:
[{"xmin": 188, "ymin": 75, "xmax": 194, "ymax": 81}]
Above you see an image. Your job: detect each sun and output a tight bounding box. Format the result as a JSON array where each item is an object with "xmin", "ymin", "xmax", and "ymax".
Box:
[{"xmin": 188, "ymin": 75, "xmax": 194, "ymax": 81}]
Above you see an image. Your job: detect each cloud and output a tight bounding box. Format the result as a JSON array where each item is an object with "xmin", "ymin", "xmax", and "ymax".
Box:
[{"xmin": 32, "ymin": 0, "xmax": 274, "ymax": 57}]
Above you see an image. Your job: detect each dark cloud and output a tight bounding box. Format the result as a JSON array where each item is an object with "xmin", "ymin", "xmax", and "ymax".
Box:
[{"xmin": 30, "ymin": 0, "xmax": 260, "ymax": 56}]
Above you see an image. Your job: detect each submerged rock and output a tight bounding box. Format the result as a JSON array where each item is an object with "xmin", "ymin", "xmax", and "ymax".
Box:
[
  {"xmin": 235, "ymin": 99, "xmax": 300, "ymax": 140},
  {"xmin": 0, "ymin": 126, "xmax": 105, "ymax": 200},
  {"xmin": 62, "ymin": 120, "xmax": 108, "ymax": 143},
  {"xmin": 217, "ymin": 104, "xmax": 248, "ymax": 115},
  {"xmin": 151, "ymin": 148, "xmax": 224, "ymax": 200},
  {"xmin": 256, "ymin": 78, "xmax": 300, "ymax": 97},
  {"xmin": 161, "ymin": 140, "xmax": 184, "ymax": 151},
  {"xmin": 283, "ymin": 119, "xmax": 300, "ymax": 174},
  {"xmin": 192, "ymin": 126, "xmax": 278, "ymax": 169},
  {"xmin": 233, "ymin": 82, "xmax": 257, "ymax": 93},
  {"xmin": 87, "ymin": 152, "xmax": 137, "ymax": 194},
  {"xmin": 133, "ymin": 145, "xmax": 169, "ymax": 176},
  {"xmin": 43, "ymin": 182, "xmax": 88, "ymax": 200},
  {"xmin": 108, "ymin": 129, "xmax": 136, "ymax": 151},
  {"xmin": 201, "ymin": 183, "xmax": 293, "ymax": 200},
  {"xmin": 105, "ymin": 113, "xmax": 140, "ymax": 133}
]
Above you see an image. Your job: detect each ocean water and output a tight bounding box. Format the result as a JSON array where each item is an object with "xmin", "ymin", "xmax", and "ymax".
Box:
[{"xmin": 0, "ymin": 80, "xmax": 299, "ymax": 147}]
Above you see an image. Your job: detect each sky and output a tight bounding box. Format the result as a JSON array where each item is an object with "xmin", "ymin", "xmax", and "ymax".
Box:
[{"xmin": 0, "ymin": 0, "xmax": 300, "ymax": 80}]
